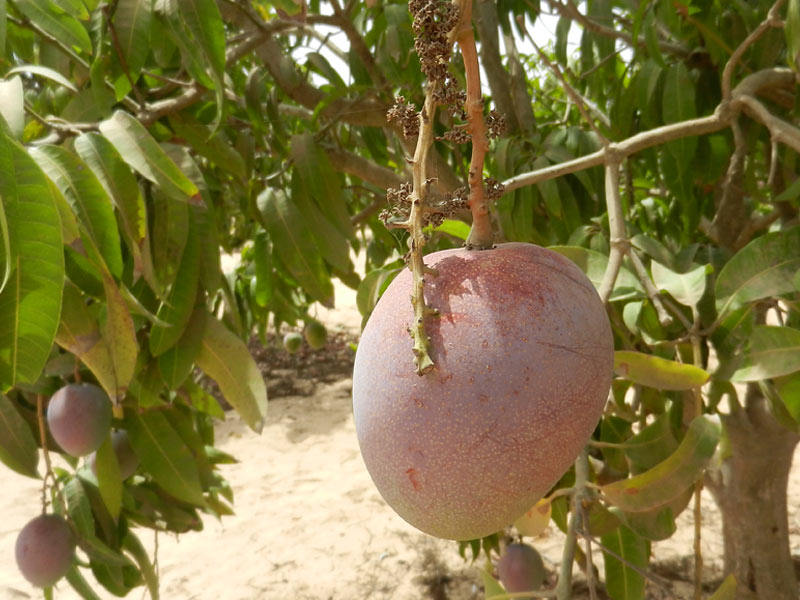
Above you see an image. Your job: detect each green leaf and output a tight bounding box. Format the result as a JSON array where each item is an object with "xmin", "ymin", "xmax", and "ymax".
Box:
[
  {"xmin": 601, "ymin": 525, "xmax": 649, "ymax": 600},
  {"xmin": 430, "ymin": 219, "xmax": 471, "ymax": 240},
  {"xmin": 776, "ymin": 371, "xmax": 800, "ymax": 423},
  {"xmin": 257, "ymin": 188, "xmax": 335, "ymax": 307},
  {"xmin": 14, "ymin": 0, "xmax": 92, "ymax": 55},
  {"xmin": 614, "ymin": 351, "xmax": 710, "ymax": 390},
  {"xmin": 65, "ymin": 566, "xmax": 104, "ymax": 600},
  {"xmin": 6, "ymin": 64, "xmax": 78, "ymax": 93},
  {"xmin": 64, "ymin": 476, "xmax": 95, "ymax": 537},
  {"xmin": 99, "ymin": 111, "xmax": 199, "ymax": 202},
  {"xmin": 74, "ymin": 133, "xmax": 150, "ymax": 285},
  {"xmin": 122, "ymin": 531, "xmax": 159, "ymax": 600},
  {"xmin": 158, "ymin": 306, "xmax": 206, "ymax": 389},
  {"xmin": 549, "ymin": 246, "xmax": 643, "ymax": 301},
  {"xmin": 54, "ymin": 282, "xmax": 118, "ymax": 400},
  {"xmin": 125, "ymin": 410, "xmax": 206, "ymax": 506},
  {"xmin": 624, "ymin": 412, "xmax": 679, "ymax": 474},
  {"xmin": 30, "ymin": 145, "xmax": 124, "ymax": 278},
  {"xmin": 149, "ymin": 218, "xmax": 200, "ymax": 355},
  {"xmin": 171, "ymin": 0, "xmax": 225, "ymax": 129},
  {"xmin": 167, "ymin": 113, "xmax": 246, "ymax": 181},
  {"xmin": 289, "ymin": 133, "xmax": 353, "ymax": 238},
  {"xmin": 481, "ymin": 566, "xmax": 508, "ymax": 599},
  {"xmin": 252, "ymin": 230, "xmax": 273, "ymax": 307},
  {"xmin": 731, "ymin": 326, "xmax": 800, "ymax": 382},
  {"xmin": 100, "ymin": 271, "xmax": 139, "ymax": 399},
  {"xmin": 195, "ymin": 317, "xmax": 267, "ymax": 433},
  {"xmin": 94, "ymin": 432, "xmax": 123, "ymax": 519},
  {"xmin": 0, "ymin": 393, "xmax": 39, "ymax": 477},
  {"xmin": 601, "ymin": 416, "xmax": 720, "ymax": 513},
  {"xmin": 715, "ymin": 227, "xmax": 800, "ymax": 316},
  {"xmin": 0, "ymin": 0, "xmax": 5, "ymax": 59},
  {"xmin": 709, "ymin": 575, "xmax": 737, "ymax": 600},
  {"xmin": 151, "ymin": 189, "xmax": 190, "ymax": 290},
  {"xmin": 0, "ymin": 192, "xmax": 8, "ymax": 296},
  {"xmin": 113, "ymin": 0, "xmax": 154, "ymax": 80},
  {"xmin": 651, "ymin": 261, "xmax": 709, "ymax": 307},
  {"xmin": 0, "ymin": 131, "xmax": 65, "ymax": 389},
  {"xmin": 0, "ymin": 76, "xmax": 24, "ymax": 139}
]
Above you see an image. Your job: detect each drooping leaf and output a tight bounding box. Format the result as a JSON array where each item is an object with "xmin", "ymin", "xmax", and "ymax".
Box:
[
  {"xmin": 74, "ymin": 133, "xmax": 152, "ymax": 286},
  {"xmin": 0, "ymin": 393, "xmax": 39, "ymax": 478},
  {"xmin": 122, "ymin": 530, "xmax": 160, "ymax": 600},
  {"xmin": 252, "ymin": 230, "xmax": 273, "ymax": 307},
  {"xmin": 112, "ymin": 0, "xmax": 154, "ymax": 80},
  {"xmin": 0, "ymin": 76, "xmax": 24, "ymax": 139},
  {"xmin": 195, "ymin": 317, "xmax": 267, "ymax": 433},
  {"xmin": 715, "ymin": 227, "xmax": 800, "ymax": 316},
  {"xmin": 54, "ymin": 283, "xmax": 117, "ymax": 399},
  {"xmin": 167, "ymin": 113, "xmax": 246, "ymax": 182},
  {"xmin": 125, "ymin": 410, "xmax": 206, "ymax": 507},
  {"xmin": 624, "ymin": 412, "xmax": 679, "ymax": 473},
  {"xmin": 149, "ymin": 217, "xmax": 200, "ymax": 355},
  {"xmin": 65, "ymin": 566, "xmax": 104, "ymax": 600},
  {"xmin": 549, "ymin": 246, "xmax": 643, "ymax": 300},
  {"xmin": 13, "ymin": 0, "xmax": 92, "ymax": 55},
  {"xmin": 651, "ymin": 261, "xmax": 709, "ymax": 307},
  {"xmin": 64, "ymin": 476, "xmax": 95, "ymax": 537},
  {"xmin": 6, "ymin": 64, "xmax": 78, "ymax": 93},
  {"xmin": 731, "ymin": 326, "xmax": 800, "ymax": 382},
  {"xmin": 99, "ymin": 111, "xmax": 199, "ymax": 202},
  {"xmin": 30, "ymin": 145, "xmax": 124, "ymax": 278},
  {"xmin": 158, "ymin": 305, "xmax": 206, "ymax": 389},
  {"xmin": 786, "ymin": 0, "xmax": 800, "ymax": 69},
  {"xmin": 150, "ymin": 189, "xmax": 190, "ymax": 291},
  {"xmin": 601, "ymin": 416, "xmax": 720, "ymax": 513},
  {"xmin": 601, "ymin": 525, "xmax": 649, "ymax": 600},
  {"xmin": 100, "ymin": 271, "xmax": 139, "ymax": 400},
  {"xmin": 614, "ymin": 351, "xmax": 710, "ymax": 390},
  {"xmin": 0, "ymin": 131, "xmax": 65, "ymax": 389},
  {"xmin": 257, "ymin": 188, "xmax": 335, "ymax": 307},
  {"xmin": 94, "ymin": 431, "xmax": 123, "ymax": 519}
]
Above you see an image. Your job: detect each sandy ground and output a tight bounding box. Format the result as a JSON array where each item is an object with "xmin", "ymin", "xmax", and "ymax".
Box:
[{"xmin": 1, "ymin": 279, "xmax": 799, "ymax": 600}]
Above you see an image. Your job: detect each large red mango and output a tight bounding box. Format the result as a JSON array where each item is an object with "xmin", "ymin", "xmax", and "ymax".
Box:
[{"xmin": 353, "ymin": 243, "xmax": 613, "ymax": 540}]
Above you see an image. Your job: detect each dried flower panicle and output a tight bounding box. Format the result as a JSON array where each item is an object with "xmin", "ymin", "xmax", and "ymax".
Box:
[
  {"xmin": 409, "ymin": 0, "xmax": 460, "ymax": 84},
  {"xmin": 486, "ymin": 110, "xmax": 506, "ymax": 139},
  {"xmin": 387, "ymin": 97, "xmax": 420, "ymax": 139},
  {"xmin": 484, "ymin": 177, "xmax": 505, "ymax": 201}
]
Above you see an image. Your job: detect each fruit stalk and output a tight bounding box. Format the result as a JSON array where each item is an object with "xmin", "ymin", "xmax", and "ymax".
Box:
[{"xmin": 455, "ymin": 2, "xmax": 493, "ymax": 250}]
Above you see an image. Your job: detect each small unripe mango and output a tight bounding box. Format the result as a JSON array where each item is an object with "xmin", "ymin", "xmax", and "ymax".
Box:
[
  {"xmin": 303, "ymin": 319, "xmax": 327, "ymax": 349},
  {"xmin": 283, "ymin": 332, "xmax": 303, "ymax": 354}
]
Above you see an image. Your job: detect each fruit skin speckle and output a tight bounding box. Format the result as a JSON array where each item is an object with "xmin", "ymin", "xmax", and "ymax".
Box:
[{"xmin": 352, "ymin": 243, "xmax": 614, "ymax": 540}]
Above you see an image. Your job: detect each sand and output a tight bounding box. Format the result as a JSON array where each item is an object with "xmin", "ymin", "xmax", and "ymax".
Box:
[{"xmin": 1, "ymin": 279, "xmax": 798, "ymax": 600}]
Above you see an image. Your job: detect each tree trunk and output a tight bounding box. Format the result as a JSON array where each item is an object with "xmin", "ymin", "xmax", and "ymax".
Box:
[{"xmin": 706, "ymin": 394, "xmax": 799, "ymax": 600}]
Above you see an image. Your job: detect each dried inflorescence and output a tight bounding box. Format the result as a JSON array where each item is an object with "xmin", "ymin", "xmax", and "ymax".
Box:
[
  {"xmin": 409, "ymin": 0, "xmax": 460, "ymax": 84},
  {"xmin": 387, "ymin": 97, "xmax": 420, "ymax": 139},
  {"xmin": 484, "ymin": 177, "xmax": 505, "ymax": 201},
  {"xmin": 486, "ymin": 110, "xmax": 506, "ymax": 139},
  {"xmin": 382, "ymin": 181, "xmax": 470, "ymax": 229}
]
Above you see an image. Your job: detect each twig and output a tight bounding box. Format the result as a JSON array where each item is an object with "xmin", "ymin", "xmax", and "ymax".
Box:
[
  {"xmin": 597, "ymin": 159, "xmax": 625, "ymax": 304},
  {"xmin": 721, "ymin": 0, "xmax": 786, "ymax": 99}
]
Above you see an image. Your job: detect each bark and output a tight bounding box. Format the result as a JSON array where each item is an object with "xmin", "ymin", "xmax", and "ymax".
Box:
[{"xmin": 706, "ymin": 393, "xmax": 799, "ymax": 600}]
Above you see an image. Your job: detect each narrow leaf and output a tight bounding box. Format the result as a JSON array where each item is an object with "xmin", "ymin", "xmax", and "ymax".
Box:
[
  {"xmin": 149, "ymin": 218, "xmax": 200, "ymax": 355},
  {"xmin": 55, "ymin": 283, "xmax": 117, "ymax": 400},
  {"xmin": 94, "ymin": 432, "xmax": 123, "ymax": 519},
  {"xmin": 715, "ymin": 227, "xmax": 800, "ymax": 315},
  {"xmin": 125, "ymin": 410, "xmax": 206, "ymax": 506},
  {"xmin": 731, "ymin": 325, "xmax": 800, "ymax": 382},
  {"xmin": 122, "ymin": 530, "xmax": 160, "ymax": 600},
  {"xmin": 257, "ymin": 188, "xmax": 334, "ymax": 307},
  {"xmin": 195, "ymin": 317, "xmax": 267, "ymax": 433},
  {"xmin": 0, "ymin": 393, "xmax": 39, "ymax": 478},
  {"xmin": 13, "ymin": 0, "xmax": 92, "ymax": 54},
  {"xmin": 709, "ymin": 575, "xmax": 737, "ymax": 600},
  {"xmin": 30, "ymin": 145, "xmax": 124, "ymax": 278},
  {"xmin": 113, "ymin": 0, "xmax": 154, "ymax": 79},
  {"xmin": 601, "ymin": 525, "xmax": 649, "ymax": 600},
  {"xmin": 614, "ymin": 351, "xmax": 710, "ymax": 390},
  {"xmin": 99, "ymin": 111, "xmax": 199, "ymax": 202},
  {"xmin": 0, "ymin": 76, "xmax": 24, "ymax": 139},
  {"xmin": 6, "ymin": 64, "xmax": 78, "ymax": 93},
  {"xmin": 0, "ymin": 131, "xmax": 64, "ymax": 389},
  {"xmin": 601, "ymin": 416, "xmax": 720, "ymax": 513}
]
